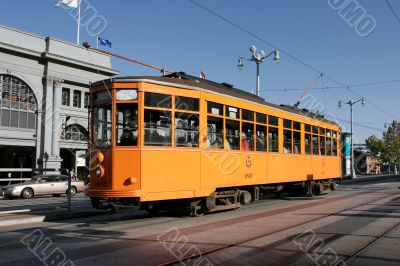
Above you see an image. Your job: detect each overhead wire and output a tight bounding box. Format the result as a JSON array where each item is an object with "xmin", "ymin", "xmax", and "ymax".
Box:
[
  {"xmin": 188, "ymin": 0, "xmax": 399, "ymax": 120},
  {"xmin": 386, "ymin": 0, "xmax": 400, "ymax": 25},
  {"xmin": 262, "ymin": 79, "xmax": 400, "ymax": 92}
]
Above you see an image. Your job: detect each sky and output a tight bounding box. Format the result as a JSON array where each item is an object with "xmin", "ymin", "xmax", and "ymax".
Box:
[{"xmin": 1, "ymin": 0, "xmax": 400, "ymax": 143}]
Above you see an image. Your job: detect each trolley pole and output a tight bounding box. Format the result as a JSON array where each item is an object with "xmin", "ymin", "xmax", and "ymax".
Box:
[{"xmin": 338, "ymin": 98, "xmax": 365, "ymax": 179}]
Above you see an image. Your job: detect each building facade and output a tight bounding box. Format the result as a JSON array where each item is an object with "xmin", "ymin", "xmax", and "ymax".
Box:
[{"xmin": 0, "ymin": 25, "xmax": 118, "ymax": 180}]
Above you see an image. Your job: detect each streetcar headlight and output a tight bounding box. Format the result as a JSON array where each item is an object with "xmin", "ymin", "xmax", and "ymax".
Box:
[{"xmin": 95, "ymin": 166, "xmax": 104, "ymax": 177}]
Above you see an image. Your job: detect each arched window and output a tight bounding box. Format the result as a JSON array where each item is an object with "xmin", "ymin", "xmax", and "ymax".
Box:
[
  {"xmin": 61, "ymin": 124, "xmax": 88, "ymax": 141},
  {"xmin": 0, "ymin": 74, "xmax": 37, "ymax": 129}
]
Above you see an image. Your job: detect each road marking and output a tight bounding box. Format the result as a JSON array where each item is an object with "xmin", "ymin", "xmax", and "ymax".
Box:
[{"xmin": 0, "ymin": 209, "xmax": 31, "ymax": 214}]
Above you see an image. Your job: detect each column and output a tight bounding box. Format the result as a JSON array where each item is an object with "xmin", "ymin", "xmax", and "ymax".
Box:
[
  {"xmin": 38, "ymin": 76, "xmax": 62, "ymax": 174},
  {"xmin": 41, "ymin": 76, "xmax": 54, "ymax": 158},
  {"xmin": 51, "ymin": 79, "xmax": 63, "ymax": 157}
]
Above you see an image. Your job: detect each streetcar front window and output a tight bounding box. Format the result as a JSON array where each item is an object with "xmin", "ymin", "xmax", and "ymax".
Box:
[
  {"xmin": 116, "ymin": 103, "xmax": 138, "ymax": 146},
  {"xmin": 144, "ymin": 110, "xmax": 171, "ymax": 146},
  {"xmin": 93, "ymin": 104, "xmax": 112, "ymax": 147}
]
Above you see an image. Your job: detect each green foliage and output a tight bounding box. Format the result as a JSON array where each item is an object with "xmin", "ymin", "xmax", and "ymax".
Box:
[{"xmin": 366, "ymin": 121, "xmax": 400, "ymax": 165}]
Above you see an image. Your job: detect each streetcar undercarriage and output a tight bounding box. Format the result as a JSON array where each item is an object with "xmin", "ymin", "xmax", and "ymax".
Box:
[{"xmin": 90, "ymin": 178, "xmax": 340, "ymax": 216}]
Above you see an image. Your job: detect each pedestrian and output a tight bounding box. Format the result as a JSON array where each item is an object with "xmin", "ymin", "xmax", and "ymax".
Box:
[{"xmin": 69, "ymin": 169, "xmax": 77, "ymax": 181}]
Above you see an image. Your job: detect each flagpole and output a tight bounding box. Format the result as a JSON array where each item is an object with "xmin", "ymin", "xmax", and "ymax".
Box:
[{"xmin": 76, "ymin": 0, "xmax": 81, "ymax": 45}]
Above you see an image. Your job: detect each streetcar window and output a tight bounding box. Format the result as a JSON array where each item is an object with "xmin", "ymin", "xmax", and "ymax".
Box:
[
  {"xmin": 145, "ymin": 92, "xmax": 171, "ymax": 108},
  {"xmin": 94, "ymin": 90, "xmax": 112, "ymax": 102},
  {"xmin": 242, "ymin": 109, "xmax": 254, "ymax": 121},
  {"xmin": 305, "ymin": 124, "xmax": 311, "ymax": 132},
  {"xmin": 312, "ymin": 126, "xmax": 319, "ymax": 134},
  {"xmin": 284, "ymin": 119, "xmax": 292, "ymax": 129},
  {"xmin": 175, "ymin": 112, "xmax": 199, "ymax": 147},
  {"xmin": 225, "ymin": 119, "xmax": 240, "ymax": 150},
  {"xmin": 319, "ymin": 127, "xmax": 326, "ymax": 135},
  {"xmin": 175, "ymin": 96, "xmax": 199, "ymax": 112},
  {"xmin": 116, "ymin": 103, "xmax": 138, "ymax": 146},
  {"xmin": 226, "ymin": 106, "xmax": 240, "ymax": 119},
  {"xmin": 326, "ymin": 137, "xmax": 332, "ymax": 156},
  {"xmin": 283, "ymin": 130, "xmax": 292, "ymax": 153},
  {"xmin": 94, "ymin": 104, "xmax": 112, "ymax": 147},
  {"xmin": 268, "ymin": 116, "xmax": 278, "ymax": 126},
  {"xmin": 242, "ymin": 122, "xmax": 254, "ymax": 150},
  {"xmin": 332, "ymin": 136, "xmax": 338, "ymax": 156},
  {"xmin": 312, "ymin": 135, "xmax": 319, "ymax": 155},
  {"xmin": 207, "ymin": 102, "xmax": 223, "ymax": 116},
  {"xmin": 268, "ymin": 127, "xmax": 279, "ymax": 152},
  {"xmin": 256, "ymin": 125, "xmax": 267, "ymax": 152},
  {"xmin": 293, "ymin": 131, "xmax": 301, "ymax": 154},
  {"xmin": 144, "ymin": 110, "xmax": 171, "ymax": 146},
  {"xmin": 256, "ymin": 113, "xmax": 267, "ymax": 124},
  {"xmin": 326, "ymin": 129, "xmax": 331, "ymax": 137},
  {"xmin": 207, "ymin": 116, "xmax": 224, "ymax": 149},
  {"xmin": 293, "ymin": 121, "xmax": 301, "ymax": 131},
  {"xmin": 320, "ymin": 136, "xmax": 326, "ymax": 155},
  {"xmin": 305, "ymin": 133, "xmax": 312, "ymax": 154}
]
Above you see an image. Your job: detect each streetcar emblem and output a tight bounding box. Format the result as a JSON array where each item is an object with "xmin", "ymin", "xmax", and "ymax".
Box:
[{"xmin": 246, "ymin": 156, "xmax": 252, "ymax": 167}]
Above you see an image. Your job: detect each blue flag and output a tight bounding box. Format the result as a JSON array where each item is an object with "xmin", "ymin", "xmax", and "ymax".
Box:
[{"xmin": 98, "ymin": 37, "xmax": 112, "ymax": 48}]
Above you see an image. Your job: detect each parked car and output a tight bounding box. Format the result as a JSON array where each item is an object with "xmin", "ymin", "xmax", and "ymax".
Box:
[{"xmin": 0, "ymin": 175, "xmax": 84, "ymax": 199}]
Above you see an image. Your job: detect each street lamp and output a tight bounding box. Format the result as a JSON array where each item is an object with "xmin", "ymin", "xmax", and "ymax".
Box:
[
  {"xmin": 238, "ymin": 45, "xmax": 280, "ymax": 97},
  {"xmin": 338, "ymin": 98, "xmax": 366, "ymax": 178}
]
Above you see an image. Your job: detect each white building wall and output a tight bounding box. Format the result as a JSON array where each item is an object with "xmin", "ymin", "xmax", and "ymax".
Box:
[{"xmin": 0, "ymin": 24, "xmax": 118, "ymax": 176}]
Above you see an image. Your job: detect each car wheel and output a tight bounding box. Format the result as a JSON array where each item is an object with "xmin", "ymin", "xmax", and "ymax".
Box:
[
  {"xmin": 21, "ymin": 188, "xmax": 34, "ymax": 199},
  {"xmin": 67, "ymin": 186, "xmax": 77, "ymax": 196}
]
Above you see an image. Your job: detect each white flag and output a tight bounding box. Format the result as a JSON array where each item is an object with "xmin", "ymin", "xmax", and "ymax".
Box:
[{"xmin": 55, "ymin": 0, "xmax": 79, "ymax": 8}]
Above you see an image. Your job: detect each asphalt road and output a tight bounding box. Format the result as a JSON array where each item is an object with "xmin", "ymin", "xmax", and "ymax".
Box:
[
  {"xmin": 0, "ymin": 193, "xmax": 90, "ymax": 213},
  {"xmin": 0, "ymin": 178, "xmax": 399, "ymax": 266}
]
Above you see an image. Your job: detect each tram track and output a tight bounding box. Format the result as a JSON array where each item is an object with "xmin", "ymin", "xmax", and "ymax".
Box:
[
  {"xmin": 342, "ymin": 211, "xmax": 400, "ymax": 264},
  {"xmin": 0, "ymin": 188, "xmax": 395, "ymax": 262},
  {"xmin": 157, "ymin": 191, "xmax": 399, "ymax": 266}
]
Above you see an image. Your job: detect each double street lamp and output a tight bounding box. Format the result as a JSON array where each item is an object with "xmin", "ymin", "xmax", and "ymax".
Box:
[
  {"xmin": 238, "ymin": 45, "xmax": 280, "ymax": 97},
  {"xmin": 338, "ymin": 98, "xmax": 366, "ymax": 178}
]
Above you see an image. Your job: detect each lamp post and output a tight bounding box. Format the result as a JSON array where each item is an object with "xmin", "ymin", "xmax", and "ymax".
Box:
[
  {"xmin": 338, "ymin": 98, "xmax": 366, "ymax": 178},
  {"xmin": 43, "ymin": 151, "xmax": 49, "ymax": 175},
  {"xmin": 238, "ymin": 45, "xmax": 280, "ymax": 97}
]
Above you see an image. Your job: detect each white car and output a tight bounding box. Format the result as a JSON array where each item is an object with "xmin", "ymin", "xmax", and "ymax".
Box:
[{"xmin": 0, "ymin": 175, "xmax": 84, "ymax": 199}]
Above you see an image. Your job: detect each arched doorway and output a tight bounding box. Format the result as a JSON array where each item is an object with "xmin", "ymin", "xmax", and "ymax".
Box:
[
  {"xmin": 60, "ymin": 123, "xmax": 88, "ymax": 179},
  {"xmin": 0, "ymin": 74, "xmax": 38, "ymax": 183}
]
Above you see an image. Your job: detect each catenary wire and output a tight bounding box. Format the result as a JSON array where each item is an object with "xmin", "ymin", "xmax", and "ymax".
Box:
[
  {"xmin": 386, "ymin": 0, "xmax": 400, "ymax": 25},
  {"xmin": 187, "ymin": 0, "xmax": 399, "ymax": 120}
]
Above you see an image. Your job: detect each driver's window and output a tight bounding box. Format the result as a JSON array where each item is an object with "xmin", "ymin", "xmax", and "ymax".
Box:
[{"xmin": 44, "ymin": 176, "xmax": 54, "ymax": 182}]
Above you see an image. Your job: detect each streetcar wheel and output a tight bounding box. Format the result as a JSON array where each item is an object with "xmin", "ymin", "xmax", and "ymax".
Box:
[{"xmin": 240, "ymin": 191, "xmax": 252, "ymax": 205}]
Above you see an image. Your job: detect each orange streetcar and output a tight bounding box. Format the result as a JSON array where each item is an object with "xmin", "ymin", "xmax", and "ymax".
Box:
[{"xmin": 86, "ymin": 72, "xmax": 341, "ymax": 216}]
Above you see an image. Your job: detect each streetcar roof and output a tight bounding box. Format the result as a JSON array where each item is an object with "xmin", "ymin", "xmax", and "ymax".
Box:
[{"xmin": 92, "ymin": 72, "xmax": 339, "ymax": 127}]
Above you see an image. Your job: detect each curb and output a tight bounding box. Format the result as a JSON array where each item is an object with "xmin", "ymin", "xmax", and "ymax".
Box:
[{"xmin": 0, "ymin": 209, "xmax": 105, "ymax": 227}]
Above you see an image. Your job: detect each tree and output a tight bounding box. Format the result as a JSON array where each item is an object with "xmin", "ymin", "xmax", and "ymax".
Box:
[{"xmin": 366, "ymin": 121, "xmax": 400, "ymax": 174}]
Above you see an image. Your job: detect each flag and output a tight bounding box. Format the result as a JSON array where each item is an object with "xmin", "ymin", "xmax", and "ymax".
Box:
[
  {"xmin": 55, "ymin": 0, "xmax": 79, "ymax": 8},
  {"xmin": 200, "ymin": 71, "xmax": 206, "ymax": 79},
  {"xmin": 98, "ymin": 37, "xmax": 112, "ymax": 48}
]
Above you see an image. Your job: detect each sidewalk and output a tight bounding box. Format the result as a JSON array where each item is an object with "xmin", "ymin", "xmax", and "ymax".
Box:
[{"xmin": 340, "ymin": 174, "xmax": 400, "ymax": 184}]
